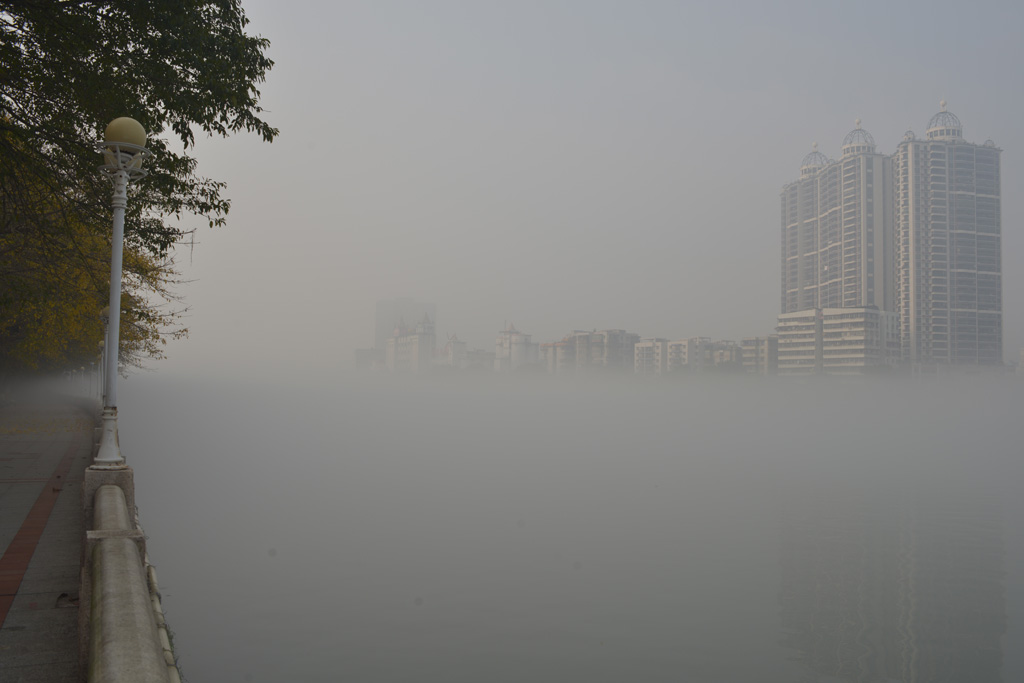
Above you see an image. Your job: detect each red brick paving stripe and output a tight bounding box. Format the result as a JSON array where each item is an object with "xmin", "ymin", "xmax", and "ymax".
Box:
[{"xmin": 0, "ymin": 434, "xmax": 83, "ymax": 627}]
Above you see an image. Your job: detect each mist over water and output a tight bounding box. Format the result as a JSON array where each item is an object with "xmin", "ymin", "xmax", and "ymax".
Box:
[{"xmin": 118, "ymin": 374, "xmax": 1023, "ymax": 682}]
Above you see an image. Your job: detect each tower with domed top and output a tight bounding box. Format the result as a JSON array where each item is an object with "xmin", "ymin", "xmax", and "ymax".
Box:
[
  {"xmin": 893, "ymin": 101, "xmax": 1002, "ymax": 368},
  {"xmin": 781, "ymin": 119, "xmax": 893, "ymax": 315}
]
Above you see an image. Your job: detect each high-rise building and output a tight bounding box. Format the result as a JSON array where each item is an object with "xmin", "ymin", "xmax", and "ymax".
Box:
[
  {"xmin": 494, "ymin": 324, "xmax": 539, "ymax": 372},
  {"xmin": 667, "ymin": 337, "xmax": 709, "ymax": 372},
  {"xmin": 539, "ymin": 338, "xmax": 575, "ymax": 375},
  {"xmin": 375, "ymin": 298, "xmax": 436, "ymax": 350},
  {"xmin": 893, "ymin": 102, "xmax": 1002, "ymax": 367},
  {"xmin": 781, "ymin": 121, "xmax": 893, "ymax": 315},
  {"xmin": 710, "ymin": 340, "xmax": 741, "ymax": 368},
  {"xmin": 777, "ymin": 307, "xmax": 898, "ymax": 375},
  {"xmin": 781, "ymin": 104, "xmax": 1003, "ymax": 372},
  {"xmin": 385, "ymin": 314, "xmax": 436, "ymax": 373},
  {"xmin": 575, "ymin": 329, "xmax": 640, "ymax": 372},
  {"xmin": 634, "ymin": 338, "xmax": 669, "ymax": 374},
  {"xmin": 741, "ymin": 336, "xmax": 778, "ymax": 375},
  {"xmin": 540, "ymin": 329, "xmax": 639, "ymax": 374},
  {"xmin": 442, "ymin": 334, "xmax": 467, "ymax": 369}
]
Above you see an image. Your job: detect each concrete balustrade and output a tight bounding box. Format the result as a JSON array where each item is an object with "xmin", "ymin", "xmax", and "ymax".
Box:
[
  {"xmin": 146, "ymin": 563, "xmax": 182, "ymax": 683},
  {"xmin": 93, "ymin": 484, "xmax": 133, "ymax": 531},
  {"xmin": 89, "ymin": 535, "xmax": 168, "ymax": 682},
  {"xmin": 82, "ymin": 482, "xmax": 180, "ymax": 683}
]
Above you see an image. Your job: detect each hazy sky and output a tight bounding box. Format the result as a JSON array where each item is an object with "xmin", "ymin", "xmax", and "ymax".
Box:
[{"xmin": 155, "ymin": 1, "xmax": 1024, "ymax": 377}]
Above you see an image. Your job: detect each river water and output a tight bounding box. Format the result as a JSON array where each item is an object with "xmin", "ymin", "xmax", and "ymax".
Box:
[{"xmin": 119, "ymin": 373, "xmax": 1023, "ymax": 682}]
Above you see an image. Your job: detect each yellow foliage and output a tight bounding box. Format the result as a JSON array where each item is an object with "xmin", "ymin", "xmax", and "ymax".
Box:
[{"xmin": 1, "ymin": 143, "xmax": 187, "ymax": 375}]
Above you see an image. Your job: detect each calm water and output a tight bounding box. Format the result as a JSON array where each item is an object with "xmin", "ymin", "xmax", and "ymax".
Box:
[{"xmin": 119, "ymin": 373, "xmax": 1023, "ymax": 682}]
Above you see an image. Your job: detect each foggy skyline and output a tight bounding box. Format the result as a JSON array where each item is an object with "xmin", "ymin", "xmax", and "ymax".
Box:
[{"xmin": 149, "ymin": 1, "xmax": 1024, "ymax": 379}]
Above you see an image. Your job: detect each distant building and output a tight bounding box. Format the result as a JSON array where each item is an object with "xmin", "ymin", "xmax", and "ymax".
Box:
[
  {"xmin": 540, "ymin": 338, "xmax": 576, "ymax": 375},
  {"xmin": 710, "ymin": 340, "xmax": 742, "ymax": 370},
  {"xmin": 782, "ymin": 103, "xmax": 1004, "ymax": 370},
  {"xmin": 664, "ymin": 337, "xmax": 706, "ymax": 372},
  {"xmin": 634, "ymin": 338, "xmax": 669, "ymax": 374},
  {"xmin": 777, "ymin": 307, "xmax": 898, "ymax": 375},
  {"xmin": 741, "ymin": 336, "xmax": 779, "ymax": 375},
  {"xmin": 781, "ymin": 122, "xmax": 893, "ymax": 315},
  {"xmin": 385, "ymin": 314, "xmax": 436, "ymax": 373},
  {"xmin": 542, "ymin": 329, "xmax": 639, "ymax": 375},
  {"xmin": 442, "ymin": 334, "xmax": 467, "ymax": 369},
  {"xmin": 893, "ymin": 104, "xmax": 1002, "ymax": 368},
  {"xmin": 495, "ymin": 324, "xmax": 540, "ymax": 372},
  {"xmin": 664, "ymin": 337, "xmax": 741, "ymax": 373},
  {"xmin": 576, "ymin": 329, "xmax": 640, "ymax": 371},
  {"xmin": 375, "ymin": 298, "xmax": 436, "ymax": 351}
]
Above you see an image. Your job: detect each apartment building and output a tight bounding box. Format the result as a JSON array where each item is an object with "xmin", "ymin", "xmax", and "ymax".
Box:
[
  {"xmin": 893, "ymin": 103, "xmax": 1002, "ymax": 367},
  {"xmin": 385, "ymin": 314, "xmax": 436, "ymax": 373},
  {"xmin": 777, "ymin": 307, "xmax": 897, "ymax": 375},
  {"xmin": 634, "ymin": 338, "xmax": 669, "ymax": 374},
  {"xmin": 541, "ymin": 329, "xmax": 640, "ymax": 374},
  {"xmin": 782, "ymin": 103, "xmax": 1003, "ymax": 370},
  {"xmin": 495, "ymin": 324, "xmax": 540, "ymax": 372},
  {"xmin": 741, "ymin": 336, "xmax": 779, "ymax": 375},
  {"xmin": 781, "ymin": 121, "xmax": 893, "ymax": 315}
]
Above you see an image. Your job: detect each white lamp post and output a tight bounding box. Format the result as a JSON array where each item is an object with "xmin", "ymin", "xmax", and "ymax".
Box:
[
  {"xmin": 98, "ymin": 339, "xmax": 106, "ymax": 405},
  {"xmin": 94, "ymin": 117, "xmax": 152, "ymax": 467},
  {"xmin": 99, "ymin": 306, "xmax": 109, "ymax": 405}
]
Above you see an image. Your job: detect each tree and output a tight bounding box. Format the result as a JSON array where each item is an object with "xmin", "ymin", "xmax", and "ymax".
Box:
[
  {"xmin": 0, "ymin": 0, "xmax": 276, "ymax": 374},
  {"xmin": 0, "ymin": 140, "xmax": 188, "ymax": 375}
]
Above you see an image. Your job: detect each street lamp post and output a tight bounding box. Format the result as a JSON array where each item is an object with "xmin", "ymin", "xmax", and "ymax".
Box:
[
  {"xmin": 94, "ymin": 118, "xmax": 151, "ymax": 467},
  {"xmin": 99, "ymin": 306, "xmax": 109, "ymax": 405},
  {"xmin": 98, "ymin": 339, "xmax": 106, "ymax": 405}
]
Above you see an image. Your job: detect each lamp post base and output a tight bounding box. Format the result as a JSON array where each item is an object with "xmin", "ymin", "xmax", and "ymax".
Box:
[{"xmin": 93, "ymin": 407, "xmax": 126, "ymax": 469}]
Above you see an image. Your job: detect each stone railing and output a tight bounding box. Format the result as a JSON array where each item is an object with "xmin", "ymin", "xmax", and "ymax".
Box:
[{"xmin": 82, "ymin": 421, "xmax": 181, "ymax": 682}]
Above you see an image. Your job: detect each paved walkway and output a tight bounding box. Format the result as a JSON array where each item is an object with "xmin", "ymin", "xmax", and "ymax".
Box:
[{"xmin": 0, "ymin": 391, "xmax": 95, "ymax": 682}]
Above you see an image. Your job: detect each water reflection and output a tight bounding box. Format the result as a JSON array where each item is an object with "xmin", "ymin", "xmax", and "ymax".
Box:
[{"xmin": 779, "ymin": 484, "xmax": 1006, "ymax": 683}]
